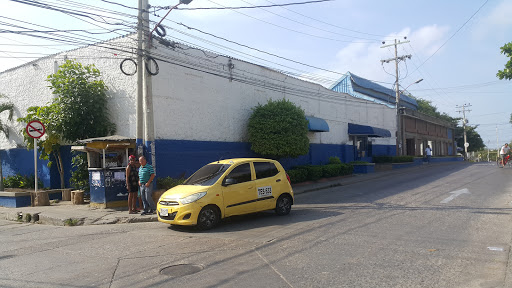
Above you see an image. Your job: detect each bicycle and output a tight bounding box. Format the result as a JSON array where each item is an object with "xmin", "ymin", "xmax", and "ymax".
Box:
[{"xmin": 497, "ymin": 155, "xmax": 512, "ymax": 168}]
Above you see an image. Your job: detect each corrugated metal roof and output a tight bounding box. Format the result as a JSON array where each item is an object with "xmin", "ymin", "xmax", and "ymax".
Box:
[
  {"xmin": 349, "ymin": 72, "xmax": 418, "ymax": 107},
  {"xmin": 77, "ymin": 135, "xmax": 133, "ymax": 144}
]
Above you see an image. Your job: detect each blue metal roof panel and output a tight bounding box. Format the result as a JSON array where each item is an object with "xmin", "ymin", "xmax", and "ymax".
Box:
[
  {"xmin": 348, "ymin": 123, "xmax": 391, "ymax": 138},
  {"xmin": 306, "ymin": 116, "xmax": 329, "ymax": 132},
  {"xmin": 350, "ymin": 73, "xmax": 417, "ymax": 107}
]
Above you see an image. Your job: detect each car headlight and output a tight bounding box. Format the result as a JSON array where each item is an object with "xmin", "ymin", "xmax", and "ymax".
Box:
[{"xmin": 180, "ymin": 192, "xmax": 207, "ymax": 204}]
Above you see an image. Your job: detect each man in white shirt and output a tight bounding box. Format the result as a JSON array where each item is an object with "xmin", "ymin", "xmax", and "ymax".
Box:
[
  {"xmin": 425, "ymin": 145, "xmax": 432, "ymax": 163},
  {"xmin": 500, "ymin": 143, "xmax": 510, "ymax": 167},
  {"xmin": 501, "ymin": 143, "xmax": 510, "ymax": 155}
]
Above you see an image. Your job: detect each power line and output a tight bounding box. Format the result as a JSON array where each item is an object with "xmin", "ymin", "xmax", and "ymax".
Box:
[
  {"xmin": 235, "ymin": 0, "xmax": 382, "ymax": 41},
  {"xmin": 261, "ymin": 0, "xmax": 396, "ymax": 38},
  {"xmin": 164, "ymin": 0, "xmax": 334, "ymax": 10},
  {"xmin": 203, "ymin": 0, "xmax": 376, "ymax": 43},
  {"xmin": 411, "ymin": 0, "xmax": 489, "ymax": 73},
  {"xmin": 159, "ymin": 20, "xmax": 394, "ymax": 86}
]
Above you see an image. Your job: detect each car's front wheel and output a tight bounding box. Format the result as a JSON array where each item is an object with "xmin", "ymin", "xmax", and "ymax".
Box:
[
  {"xmin": 197, "ymin": 205, "xmax": 220, "ymax": 230},
  {"xmin": 275, "ymin": 194, "xmax": 292, "ymax": 216}
]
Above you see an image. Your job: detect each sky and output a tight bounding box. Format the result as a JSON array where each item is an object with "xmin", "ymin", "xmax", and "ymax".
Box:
[{"xmin": 1, "ymin": 0, "xmax": 511, "ymax": 149}]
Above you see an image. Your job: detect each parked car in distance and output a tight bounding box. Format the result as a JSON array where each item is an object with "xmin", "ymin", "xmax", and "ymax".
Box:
[{"xmin": 157, "ymin": 158, "xmax": 294, "ymax": 230}]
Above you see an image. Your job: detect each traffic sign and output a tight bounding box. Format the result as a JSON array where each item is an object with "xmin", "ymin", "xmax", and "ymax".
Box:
[
  {"xmin": 464, "ymin": 142, "xmax": 469, "ymax": 148},
  {"xmin": 25, "ymin": 120, "xmax": 45, "ymax": 139}
]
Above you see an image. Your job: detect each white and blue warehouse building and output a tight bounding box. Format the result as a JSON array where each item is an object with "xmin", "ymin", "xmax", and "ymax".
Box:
[{"xmin": 0, "ymin": 34, "xmax": 401, "ymax": 189}]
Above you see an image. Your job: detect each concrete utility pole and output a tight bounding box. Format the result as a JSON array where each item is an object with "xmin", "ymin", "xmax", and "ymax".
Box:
[
  {"xmin": 496, "ymin": 125, "xmax": 499, "ymax": 162},
  {"xmin": 136, "ymin": 0, "xmax": 145, "ymax": 157},
  {"xmin": 487, "ymin": 140, "xmax": 490, "ymax": 162},
  {"xmin": 381, "ymin": 38, "xmax": 411, "ymax": 156},
  {"xmin": 456, "ymin": 103, "xmax": 471, "ymax": 160},
  {"xmin": 135, "ymin": 0, "xmax": 156, "ymax": 169},
  {"xmin": 137, "ymin": 0, "xmax": 193, "ymax": 171},
  {"xmin": 142, "ymin": 1, "xmax": 156, "ymax": 169}
]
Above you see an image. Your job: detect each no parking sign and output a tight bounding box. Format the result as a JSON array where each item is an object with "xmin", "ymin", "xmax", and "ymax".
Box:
[
  {"xmin": 25, "ymin": 120, "xmax": 45, "ymax": 193},
  {"xmin": 25, "ymin": 120, "xmax": 45, "ymax": 139}
]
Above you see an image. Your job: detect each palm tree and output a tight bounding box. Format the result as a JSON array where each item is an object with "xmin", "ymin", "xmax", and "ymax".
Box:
[{"xmin": 0, "ymin": 94, "xmax": 15, "ymax": 191}]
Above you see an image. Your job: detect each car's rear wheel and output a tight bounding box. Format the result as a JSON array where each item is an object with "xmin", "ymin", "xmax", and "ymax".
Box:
[
  {"xmin": 275, "ymin": 194, "xmax": 292, "ymax": 216},
  {"xmin": 197, "ymin": 205, "xmax": 220, "ymax": 230}
]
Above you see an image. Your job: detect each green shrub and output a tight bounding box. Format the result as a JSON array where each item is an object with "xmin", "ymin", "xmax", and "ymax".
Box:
[
  {"xmin": 286, "ymin": 169, "xmax": 308, "ymax": 184},
  {"xmin": 287, "ymin": 162, "xmax": 357, "ymax": 184},
  {"xmin": 340, "ymin": 164, "xmax": 354, "ymax": 175},
  {"xmin": 322, "ymin": 164, "xmax": 341, "ymax": 178},
  {"xmin": 248, "ymin": 99, "xmax": 309, "ymax": 158},
  {"xmin": 392, "ymin": 156, "xmax": 414, "ymax": 163},
  {"xmin": 328, "ymin": 156, "xmax": 342, "ymax": 164},
  {"xmin": 373, "ymin": 156, "xmax": 414, "ymax": 163},
  {"xmin": 70, "ymin": 152, "xmax": 89, "ymax": 193},
  {"xmin": 3, "ymin": 174, "xmax": 43, "ymax": 189},
  {"xmin": 372, "ymin": 156, "xmax": 393, "ymax": 163},
  {"xmin": 157, "ymin": 177, "xmax": 185, "ymax": 190},
  {"xmin": 64, "ymin": 218, "xmax": 79, "ymax": 226},
  {"xmin": 291, "ymin": 165, "xmax": 323, "ymax": 181},
  {"xmin": 350, "ymin": 161, "xmax": 370, "ymax": 164},
  {"xmin": 308, "ymin": 166, "xmax": 323, "ymax": 181}
]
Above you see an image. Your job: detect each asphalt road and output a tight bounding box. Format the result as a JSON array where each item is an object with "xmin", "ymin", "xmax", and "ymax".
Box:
[{"xmin": 1, "ymin": 162, "xmax": 512, "ymax": 288}]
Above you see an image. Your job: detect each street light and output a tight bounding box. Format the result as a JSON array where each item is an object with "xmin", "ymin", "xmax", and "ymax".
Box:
[
  {"xmin": 401, "ymin": 78, "xmax": 423, "ymax": 94},
  {"xmin": 396, "ymin": 78, "xmax": 423, "ymax": 156}
]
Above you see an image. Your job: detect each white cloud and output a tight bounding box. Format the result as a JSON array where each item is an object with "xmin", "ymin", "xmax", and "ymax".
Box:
[
  {"xmin": 311, "ymin": 25, "xmax": 450, "ymax": 87},
  {"xmin": 409, "ymin": 25, "xmax": 450, "ymax": 56},
  {"xmin": 473, "ymin": 0, "xmax": 512, "ymax": 40}
]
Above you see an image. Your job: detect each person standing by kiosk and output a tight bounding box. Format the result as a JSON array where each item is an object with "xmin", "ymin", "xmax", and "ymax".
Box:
[
  {"xmin": 126, "ymin": 155, "xmax": 139, "ymax": 214},
  {"xmin": 138, "ymin": 156, "xmax": 156, "ymax": 215}
]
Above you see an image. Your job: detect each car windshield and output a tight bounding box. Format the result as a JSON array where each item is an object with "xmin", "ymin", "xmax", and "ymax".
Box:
[{"xmin": 183, "ymin": 164, "xmax": 232, "ymax": 186}]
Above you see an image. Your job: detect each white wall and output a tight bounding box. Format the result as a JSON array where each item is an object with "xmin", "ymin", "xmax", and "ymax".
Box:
[
  {"xmin": 150, "ymin": 40, "xmax": 396, "ymax": 146},
  {"xmin": 0, "ymin": 35, "xmax": 137, "ymax": 149},
  {"xmin": 0, "ymin": 35, "xmax": 396, "ymax": 150}
]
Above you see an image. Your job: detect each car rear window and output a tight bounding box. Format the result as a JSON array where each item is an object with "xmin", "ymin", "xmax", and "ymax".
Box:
[
  {"xmin": 254, "ymin": 162, "xmax": 279, "ymax": 179},
  {"xmin": 184, "ymin": 164, "xmax": 231, "ymax": 186}
]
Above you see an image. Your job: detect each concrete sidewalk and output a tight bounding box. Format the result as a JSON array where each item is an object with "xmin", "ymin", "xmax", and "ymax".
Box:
[{"xmin": 0, "ymin": 162, "xmax": 452, "ymax": 226}]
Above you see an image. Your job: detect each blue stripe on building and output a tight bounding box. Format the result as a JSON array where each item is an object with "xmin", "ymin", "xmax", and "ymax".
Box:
[{"xmin": 2, "ymin": 140, "xmax": 396, "ymax": 187}]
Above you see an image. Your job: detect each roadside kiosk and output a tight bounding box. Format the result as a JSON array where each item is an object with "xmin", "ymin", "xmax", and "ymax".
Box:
[{"xmin": 72, "ymin": 135, "xmax": 136, "ymax": 208}]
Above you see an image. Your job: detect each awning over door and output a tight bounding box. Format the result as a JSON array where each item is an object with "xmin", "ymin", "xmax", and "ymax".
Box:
[
  {"xmin": 348, "ymin": 123, "xmax": 391, "ymax": 137},
  {"xmin": 306, "ymin": 116, "xmax": 329, "ymax": 132}
]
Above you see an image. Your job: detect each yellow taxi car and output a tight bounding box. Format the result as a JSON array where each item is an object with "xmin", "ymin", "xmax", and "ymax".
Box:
[{"xmin": 157, "ymin": 158, "xmax": 294, "ymax": 230}]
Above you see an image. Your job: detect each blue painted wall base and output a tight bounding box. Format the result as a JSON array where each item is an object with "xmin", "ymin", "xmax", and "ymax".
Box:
[
  {"xmin": 352, "ymin": 164, "xmax": 375, "ymax": 174},
  {"xmin": 0, "ymin": 192, "xmax": 31, "ymax": 208},
  {"xmin": 0, "ymin": 190, "xmax": 63, "ymax": 208}
]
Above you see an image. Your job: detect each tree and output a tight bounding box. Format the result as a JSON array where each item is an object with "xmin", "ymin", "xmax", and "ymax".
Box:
[
  {"xmin": 415, "ymin": 97, "xmax": 486, "ymax": 152},
  {"xmin": 455, "ymin": 125, "xmax": 485, "ymax": 152},
  {"xmin": 416, "ymin": 98, "xmax": 459, "ymax": 125},
  {"xmin": 0, "ymin": 94, "xmax": 14, "ymax": 191},
  {"xmin": 497, "ymin": 42, "xmax": 512, "ymax": 80},
  {"xmin": 248, "ymin": 99, "xmax": 309, "ymax": 158},
  {"xmin": 47, "ymin": 60, "xmax": 116, "ymax": 141},
  {"xmin": 18, "ymin": 60, "xmax": 116, "ymax": 188}
]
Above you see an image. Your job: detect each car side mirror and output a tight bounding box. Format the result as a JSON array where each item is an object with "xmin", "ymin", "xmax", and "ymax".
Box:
[{"xmin": 223, "ymin": 178, "xmax": 237, "ymax": 186}]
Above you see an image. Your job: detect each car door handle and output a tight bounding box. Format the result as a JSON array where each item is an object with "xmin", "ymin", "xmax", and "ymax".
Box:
[{"xmin": 276, "ymin": 179, "xmax": 281, "ymax": 182}]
